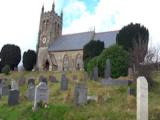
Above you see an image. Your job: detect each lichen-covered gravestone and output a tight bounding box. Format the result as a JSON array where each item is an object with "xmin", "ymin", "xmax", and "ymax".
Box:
[
  {"xmin": 33, "ymin": 82, "xmax": 49, "ymax": 110},
  {"xmin": 105, "ymin": 59, "xmax": 111, "ymax": 79},
  {"xmin": 93, "ymin": 66, "xmax": 98, "ymax": 81},
  {"xmin": 137, "ymin": 76, "xmax": 148, "ymax": 120},
  {"xmin": 27, "ymin": 78, "xmax": 35, "ymax": 101},
  {"xmin": 74, "ymin": 83, "xmax": 87, "ymax": 105},
  {"xmin": 60, "ymin": 74, "xmax": 68, "ymax": 90}
]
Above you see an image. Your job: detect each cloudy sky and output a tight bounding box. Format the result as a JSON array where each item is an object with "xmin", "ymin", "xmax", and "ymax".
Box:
[{"xmin": 0, "ymin": 0, "xmax": 160, "ymax": 55}]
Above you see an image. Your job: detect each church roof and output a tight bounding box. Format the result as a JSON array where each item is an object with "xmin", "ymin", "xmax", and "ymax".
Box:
[{"xmin": 48, "ymin": 30, "xmax": 118, "ymax": 52}]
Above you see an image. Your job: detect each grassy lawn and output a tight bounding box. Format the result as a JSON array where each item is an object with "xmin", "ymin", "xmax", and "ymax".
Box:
[{"xmin": 0, "ymin": 71, "xmax": 159, "ymax": 120}]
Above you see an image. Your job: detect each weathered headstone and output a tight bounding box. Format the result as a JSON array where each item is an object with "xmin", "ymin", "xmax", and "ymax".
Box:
[
  {"xmin": 11, "ymin": 80, "xmax": 19, "ymax": 90},
  {"xmin": 49, "ymin": 75, "xmax": 58, "ymax": 83},
  {"xmin": 137, "ymin": 76, "xmax": 148, "ymax": 120},
  {"xmin": 39, "ymin": 76, "xmax": 48, "ymax": 85},
  {"xmin": 60, "ymin": 74, "xmax": 68, "ymax": 90},
  {"xmin": 105, "ymin": 59, "xmax": 111, "ymax": 79},
  {"xmin": 8, "ymin": 90, "xmax": 19, "ymax": 106},
  {"xmin": 33, "ymin": 82, "xmax": 49, "ymax": 110},
  {"xmin": 93, "ymin": 66, "xmax": 98, "ymax": 81},
  {"xmin": 74, "ymin": 83, "xmax": 87, "ymax": 105},
  {"xmin": 128, "ymin": 67, "xmax": 134, "ymax": 79},
  {"xmin": 27, "ymin": 82, "xmax": 35, "ymax": 101}
]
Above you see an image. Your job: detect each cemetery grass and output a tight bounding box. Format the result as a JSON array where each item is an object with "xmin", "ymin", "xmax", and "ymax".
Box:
[{"xmin": 0, "ymin": 71, "xmax": 159, "ymax": 120}]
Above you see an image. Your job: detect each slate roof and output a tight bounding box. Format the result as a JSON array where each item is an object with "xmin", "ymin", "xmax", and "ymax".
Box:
[{"xmin": 48, "ymin": 30, "xmax": 119, "ymax": 52}]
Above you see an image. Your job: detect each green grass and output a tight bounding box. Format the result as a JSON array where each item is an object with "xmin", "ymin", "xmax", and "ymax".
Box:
[{"xmin": 0, "ymin": 71, "xmax": 159, "ymax": 120}]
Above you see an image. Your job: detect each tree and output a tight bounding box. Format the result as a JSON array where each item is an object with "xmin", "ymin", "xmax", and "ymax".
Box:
[
  {"xmin": 23, "ymin": 50, "xmax": 37, "ymax": 71},
  {"xmin": 83, "ymin": 40, "xmax": 104, "ymax": 70},
  {"xmin": 1, "ymin": 44, "xmax": 21, "ymax": 70},
  {"xmin": 116, "ymin": 23, "xmax": 149, "ymax": 64},
  {"xmin": 98, "ymin": 45, "xmax": 130, "ymax": 78}
]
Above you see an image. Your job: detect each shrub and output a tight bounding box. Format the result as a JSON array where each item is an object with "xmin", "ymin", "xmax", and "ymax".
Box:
[
  {"xmin": 98, "ymin": 45, "xmax": 130, "ymax": 78},
  {"xmin": 2, "ymin": 64, "xmax": 10, "ymax": 75},
  {"xmin": 83, "ymin": 40, "xmax": 104, "ymax": 70},
  {"xmin": 87, "ymin": 56, "xmax": 99, "ymax": 73},
  {"xmin": 23, "ymin": 50, "xmax": 37, "ymax": 71},
  {"xmin": 1, "ymin": 44, "xmax": 21, "ymax": 70}
]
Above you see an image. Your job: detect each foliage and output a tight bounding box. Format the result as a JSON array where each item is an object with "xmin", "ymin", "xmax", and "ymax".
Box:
[
  {"xmin": 116, "ymin": 23, "xmax": 149, "ymax": 64},
  {"xmin": 83, "ymin": 40, "xmax": 104, "ymax": 70},
  {"xmin": 98, "ymin": 45, "xmax": 130, "ymax": 78},
  {"xmin": 87, "ymin": 56, "xmax": 99, "ymax": 73},
  {"xmin": 2, "ymin": 64, "xmax": 10, "ymax": 75},
  {"xmin": 1, "ymin": 44, "xmax": 21, "ymax": 70},
  {"xmin": 23, "ymin": 50, "xmax": 37, "ymax": 71}
]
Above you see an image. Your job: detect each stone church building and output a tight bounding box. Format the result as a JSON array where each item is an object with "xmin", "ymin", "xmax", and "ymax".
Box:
[{"xmin": 37, "ymin": 2, "xmax": 118, "ymax": 71}]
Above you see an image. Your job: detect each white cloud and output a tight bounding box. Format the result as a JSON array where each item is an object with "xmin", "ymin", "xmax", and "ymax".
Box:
[{"xmin": 63, "ymin": 0, "xmax": 160, "ymax": 47}]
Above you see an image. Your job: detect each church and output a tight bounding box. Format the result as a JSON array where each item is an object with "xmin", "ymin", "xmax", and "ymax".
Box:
[{"xmin": 37, "ymin": 2, "xmax": 118, "ymax": 71}]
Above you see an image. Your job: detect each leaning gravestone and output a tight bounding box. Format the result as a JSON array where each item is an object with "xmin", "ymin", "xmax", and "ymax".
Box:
[
  {"xmin": 60, "ymin": 74, "xmax": 68, "ymax": 90},
  {"xmin": 74, "ymin": 83, "xmax": 87, "ymax": 105},
  {"xmin": 137, "ymin": 76, "xmax": 148, "ymax": 120},
  {"xmin": 93, "ymin": 66, "xmax": 98, "ymax": 81},
  {"xmin": 33, "ymin": 82, "xmax": 49, "ymax": 110},
  {"xmin": 105, "ymin": 59, "xmax": 111, "ymax": 79}
]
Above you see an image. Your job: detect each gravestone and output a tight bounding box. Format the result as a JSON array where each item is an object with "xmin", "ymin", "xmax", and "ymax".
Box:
[
  {"xmin": 18, "ymin": 76, "xmax": 26, "ymax": 86},
  {"xmin": 137, "ymin": 76, "xmax": 148, "ymax": 120},
  {"xmin": 49, "ymin": 75, "xmax": 58, "ymax": 83},
  {"xmin": 8, "ymin": 90, "xmax": 19, "ymax": 106},
  {"xmin": 11, "ymin": 80, "xmax": 19, "ymax": 90},
  {"xmin": 0, "ymin": 79, "xmax": 2, "ymax": 98},
  {"xmin": 93, "ymin": 66, "xmax": 98, "ymax": 81},
  {"xmin": 128, "ymin": 67, "xmax": 134, "ymax": 79},
  {"xmin": 0, "ymin": 80, "xmax": 9, "ymax": 96},
  {"xmin": 27, "ymin": 82, "xmax": 35, "ymax": 101},
  {"xmin": 60, "ymin": 74, "xmax": 68, "ymax": 90},
  {"xmin": 74, "ymin": 83, "xmax": 87, "ymax": 105},
  {"xmin": 105, "ymin": 59, "xmax": 111, "ymax": 79},
  {"xmin": 28, "ymin": 78, "xmax": 35, "ymax": 85},
  {"xmin": 33, "ymin": 82, "xmax": 49, "ymax": 110},
  {"xmin": 39, "ymin": 76, "xmax": 48, "ymax": 85}
]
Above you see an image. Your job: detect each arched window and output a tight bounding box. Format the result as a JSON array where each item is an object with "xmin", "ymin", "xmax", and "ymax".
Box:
[
  {"xmin": 75, "ymin": 54, "xmax": 82, "ymax": 70},
  {"xmin": 63, "ymin": 55, "xmax": 69, "ymax": 71}
]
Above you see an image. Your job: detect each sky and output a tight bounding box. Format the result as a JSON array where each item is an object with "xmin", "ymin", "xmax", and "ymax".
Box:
[{"xmin": 0, "ymin": 0, "xmax": 160, "ymax": 56}]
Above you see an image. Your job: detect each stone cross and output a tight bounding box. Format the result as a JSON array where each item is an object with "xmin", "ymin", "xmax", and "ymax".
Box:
[
  {"xmin": 60, "ymin": 74, "xmax": 68, "ymax": 90},
  {"xmin": 33, "ymin": 82, "xmax": 49, "ymax": 110},
  {"xmin": 137, "ymin": 76, "xmax": 148, "ymax": 120},
  {"xmin": 105, "ymin": 59, "xmax": 111, "ymax": 79},
  {"xmin": 74, "ymin": 83, "xmax": 87, "ymax": 105}
]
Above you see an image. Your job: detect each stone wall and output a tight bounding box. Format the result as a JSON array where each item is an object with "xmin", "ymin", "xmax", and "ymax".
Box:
[{"xmin": 49, "ymin": 50, "xmax": 83, "ymax": 71}]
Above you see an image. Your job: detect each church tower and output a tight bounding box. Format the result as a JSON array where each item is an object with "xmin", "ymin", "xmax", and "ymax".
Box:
[{"xmin": 37, "ymin": 1, "xmax": 63, "ymax": 71}]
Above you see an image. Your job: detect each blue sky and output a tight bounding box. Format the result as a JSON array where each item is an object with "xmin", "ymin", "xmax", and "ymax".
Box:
[{"xmin": 0, "ymin": 0, "xmax": 160, "ymax": 57}]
